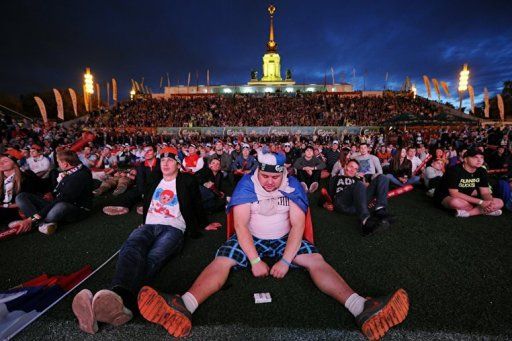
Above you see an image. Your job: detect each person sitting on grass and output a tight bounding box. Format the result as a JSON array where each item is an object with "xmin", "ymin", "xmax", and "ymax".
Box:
[
  {"xmin": 385, "ymin": 148, "xmax": 413, "ymax": 188},
  {"xmin": 353, "ymin": 143, "xmax": 383, "ymax": 181},
  {"xmin": 103, "ymin": 145, "xmax": 160, "ymax": 216},
  {"xmin": 93, "ymin": 169, "xmax": 137, "ymax": 197},
  {"xmin": 294, "ymin": 145, "xmax": 325, "ymax": 193},
  {"xmin": 195, "ymin": 157, "xmax": 227, "ymax": 213},
  {"xmin": 0, "ymin": 151, "xmax": 37, "ymax": 229},
  {"xmin": 182, "ymin": 144, "xmax": 204, "ymax": 174},
  {"xmin": 135, "ymin": 152, "xmax": 409, "ymax": 341},
  {"xmin": 71, "ymin": 146, "xmax": 220, "ymax": 335},
  {"xmin": 13, "ymin": 149, "xmax": 93, "ymax": 235},
  {"xmin": 433, "ymin": 148, "xmax": 504, "ymax": 217},
  {"xmin": 231, "ymin": 143, "xmax": 257, "ymax": 184},
  {"xmin": 320, "ymin": 159, "xmax": 392, "ymax": 236}
]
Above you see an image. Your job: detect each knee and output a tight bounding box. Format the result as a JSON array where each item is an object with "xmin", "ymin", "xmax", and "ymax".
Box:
[
  {"xmin": 15, "ymin": 192, "xmax": 29, "ymax": 205},
  {"xmin": 377, "ymin": 174, "xmax": 389, "ymax": 184},
  {"xmin": 493, "ymin": 198, "xmax": 504, "ymax": 209},
  {"xmin": 212, "ymin": 256, "xmax": 236, "ymax": 270},
  {"xmin": 298, "ymin": 253, "xmax": 326, "ymax": 271},
  {"xmin": 45, "ymin": 202, "xmax": 68, "ymax": 221}
]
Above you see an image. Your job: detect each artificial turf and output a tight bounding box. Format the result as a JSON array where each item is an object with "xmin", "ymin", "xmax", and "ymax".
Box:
[{"xmin": 2, "ymin": 189, "xmax": 512, "ymax": 340}]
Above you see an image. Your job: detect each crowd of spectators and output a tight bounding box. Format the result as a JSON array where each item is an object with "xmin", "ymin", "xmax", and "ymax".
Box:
[
  {"xmin": 1, "ymin": 95, "xmax": 511, "ymax": 234},
  {"xmin": 97, "ymin": 93, "xmax": 452, "ymax": 128}
]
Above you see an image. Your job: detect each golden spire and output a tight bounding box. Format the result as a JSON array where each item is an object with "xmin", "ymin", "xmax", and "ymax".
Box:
[{"xmin": 267, "ymin": 4, "xmax": 277, "ymax": 52}]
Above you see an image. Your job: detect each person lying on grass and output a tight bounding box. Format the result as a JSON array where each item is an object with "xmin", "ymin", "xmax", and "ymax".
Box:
[
  {"xmin": 71, "ymin": 146, "xmax": 220, "ymax": 335},
  {"xmin": 433, "ymin": 148, "xmax": 503, "ymax": 217},
  {"xmin": 136, "ymin": 151, "xmax": 409, "ymax": 341}
]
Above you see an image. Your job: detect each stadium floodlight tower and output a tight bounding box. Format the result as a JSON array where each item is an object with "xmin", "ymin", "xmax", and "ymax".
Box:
[
  {"xmin": 411, "ymin": 84, "xmax": 417, "ymax": 99},
  {"xmin": 83, "ymin": 67, "xmax": 94, "ymax": 112},
  {"xmin": 458, "ymin": 64, "xmax": 470, "ymax": 110}
]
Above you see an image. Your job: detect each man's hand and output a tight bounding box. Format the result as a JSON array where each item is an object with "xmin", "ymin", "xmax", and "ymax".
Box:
[
  {"xmin": 270, "ymin": 260, "xmax": 290, "ymax": 279},
  {"xmin": 15, "ymin": 218, "xmax": 33, "ymax": 235},
  {"xmin": 251, "ymin": 260, "xmax": 269, "ymax": 278},
  {"xmin": 480, "ymin": 199, "xmax": 495, "ymax": 213},
  {"xmin": 205, "ymin": 222, "xmax": 222, "ymax": 231}
]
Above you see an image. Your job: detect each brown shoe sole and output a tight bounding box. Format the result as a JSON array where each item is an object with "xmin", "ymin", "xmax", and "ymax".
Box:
[
  {"xmin": 72, "ymin": 289, "xmax": 98, "ymax": 334},
  {"xmin": 92, "ymin": 290, "xmax": 133, "ymax": 326},
  {"xmin": 138, "ymin": 286, "xmax": 192, "ymax": 338},
  {"xmin": 361, "ymin": 288, "xmax": 409, "ymax": 341}
]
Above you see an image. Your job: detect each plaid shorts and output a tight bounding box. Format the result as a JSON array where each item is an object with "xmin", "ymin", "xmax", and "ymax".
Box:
[{"xmin": 215, "ymin": 234, "xmax": 318, "ymax": 268}]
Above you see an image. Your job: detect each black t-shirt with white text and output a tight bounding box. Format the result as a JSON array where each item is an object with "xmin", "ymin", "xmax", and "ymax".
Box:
[
  {"xmin": 434, "ymin": 164, "xmax": 489, "ymax": 201},
  {"xmin": 331, "ymin": 175, "xmax": 361, "ymax": 197}
]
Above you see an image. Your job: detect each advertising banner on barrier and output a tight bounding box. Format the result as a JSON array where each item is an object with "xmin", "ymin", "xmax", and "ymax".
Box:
[
  {"xmin": 154, "ymin": 126, "xmax": 380, "ymax": 137},
  {"xmin": 225, "ymin": 127, "xmax": 247, "ymax": 137},
  {"xmin": 157, "ymin": 127, "xmax": 181, "ymax": 135},
  {"xmin": 179, "ymin": 127, "xmax": 202, "ymax": 138},
  {"xmin": 246, "ymin": 127, "xmax": 270, "ymax": 136},
  {"xmin": 202, "ymin": 127, "xmax": 226, "ymax": 137}
]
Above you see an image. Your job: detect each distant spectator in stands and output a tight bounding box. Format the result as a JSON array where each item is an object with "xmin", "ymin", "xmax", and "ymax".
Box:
[
  {"xmin": 183, "ymin": 144, "xmax": 204, "ymax": 174},
  {"xmin": 294, "ymin": 145, "xmax": 325, "ymax": 193}
]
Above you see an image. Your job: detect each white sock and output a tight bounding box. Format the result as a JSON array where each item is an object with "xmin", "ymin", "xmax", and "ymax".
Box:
[
  {"xmin": 344, "ymin": 293, "xmax": 367, "ymax": 317},
  {"xmin": 182, "ymin": 292, "xmax": 198, "ymax": 314}
]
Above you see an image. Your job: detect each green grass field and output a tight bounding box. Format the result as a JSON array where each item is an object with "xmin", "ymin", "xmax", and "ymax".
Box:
[{"xmin": 2, "ymin": 189, "xmax": 512, "ymax": 340}]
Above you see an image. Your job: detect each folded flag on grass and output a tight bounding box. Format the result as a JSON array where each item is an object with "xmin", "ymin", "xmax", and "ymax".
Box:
[{"xmin": 0, "ymin": 265, "xmax": 92, "ymax": 340}]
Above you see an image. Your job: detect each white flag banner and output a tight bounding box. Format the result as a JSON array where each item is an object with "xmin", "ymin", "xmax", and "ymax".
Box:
[
  {"xmin": 112, "ymin": 78, "xmax": 118, "ymax": 102},
  {"xmin": 484, "ymin": 87, "xmax": 490, "ymax": 118},
  {"xmin": 497, "ymin": 94, "xmax": 505, "ymax": 121},
  {"xmin": 467, "ymin": 85, "xmax": 475, "ymax": 114},
  {"xmin": 68, "ymin": 88, "xmax": 78, "ymax": 116},
  {"xmin": 34, "ymin": 96, "xmax": 48, "ymax": 124},
  {"xmin": 53, "ymin": 89, "xmax": 64, "ymax": 120}
]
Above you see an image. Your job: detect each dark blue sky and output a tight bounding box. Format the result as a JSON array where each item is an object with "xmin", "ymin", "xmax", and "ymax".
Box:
[{"xmin": 1, "ymin": 0, "xmax": 511, "ymax": 106}]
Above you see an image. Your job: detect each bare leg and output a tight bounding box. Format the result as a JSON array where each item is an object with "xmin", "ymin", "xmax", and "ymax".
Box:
[
  {"xmin": 188, "ymin": 257, "xmax": 236, "ymax": 304},
  {"xmin": 293, "ymin": 253, "xmax": 355, "ymax": 304},
  {"xmin": 441, "ymin": 196, "xmax": 481, "ymax": 216}
]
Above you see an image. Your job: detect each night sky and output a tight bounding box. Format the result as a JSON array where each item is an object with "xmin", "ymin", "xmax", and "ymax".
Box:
[{"xmin": 1, "ymin": 0, "xmax": 511, "ymax": 106}]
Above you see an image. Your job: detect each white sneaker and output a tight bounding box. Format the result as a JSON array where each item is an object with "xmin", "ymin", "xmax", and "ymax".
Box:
[
  {"xmin": 8, "ymin": 220, "xmax": 24, "ymax": 229},
  {"xmin": 455, "ymin": 210, "xmax": 470, "ymax": 218},
  {"xmin": 485, "ymin": 209, "xmax": 502, "ymax": 216},
  {"xmin": 301, "ymin": 182, "xmax": 309, "ymax": 193},
  {"xmin": 426, "ymin": 189, "xmax": 435, "ymax": 198},
  {"xmin": 309, "ymin": 182, "xmax": 319, "ymax": 193},
  {"xmin": 39, "ymin": 222, "xmax": 58, "ymax": 235}
]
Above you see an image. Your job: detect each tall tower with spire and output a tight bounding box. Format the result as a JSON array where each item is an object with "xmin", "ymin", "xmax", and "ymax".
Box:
[{"xmin": 248, "ymin": 4, "xmax": 294, "ymax": 86}]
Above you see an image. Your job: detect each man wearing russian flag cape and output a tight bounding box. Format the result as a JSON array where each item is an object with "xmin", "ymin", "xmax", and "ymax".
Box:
[{"xmin": 136, "ymin": 152, "xmax": 410, "ymax": 341}]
